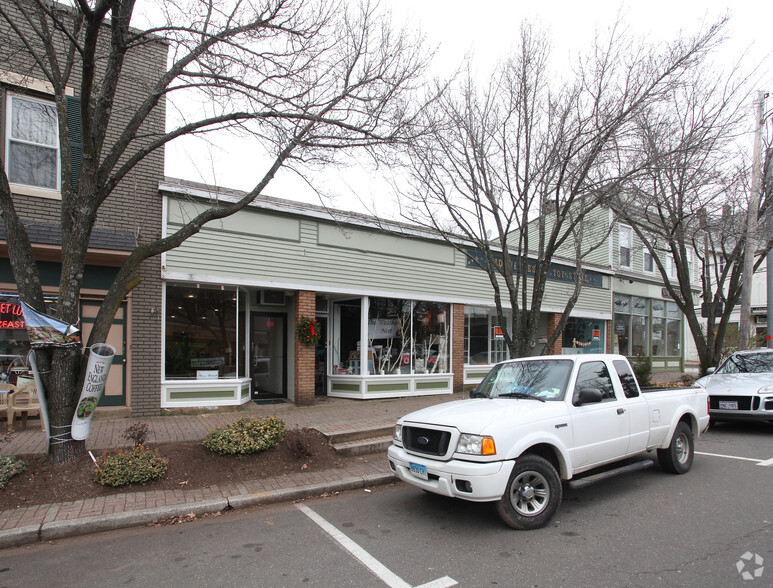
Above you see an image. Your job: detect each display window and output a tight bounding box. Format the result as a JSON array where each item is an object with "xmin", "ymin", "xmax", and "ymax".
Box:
[
  {"xmin": 165, "ymin": 284, "xmax": 244, "ymax": 379},
  {"xmin": 562, "ymin": 317, "xmax": 604, "ymax": 354},
  {"xmin": 331, "ymin": 296, "xmax": 450, "ymax": 376},
  {"xmin": 464, "ymin": 306, "xmax": 510, "ymax": 365},
  {"xmin": 614, "ymin": 294, "xmax": 680, "ymax": 358}
]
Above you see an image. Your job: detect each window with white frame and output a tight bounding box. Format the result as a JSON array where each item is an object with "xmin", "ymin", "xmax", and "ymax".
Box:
[
  {"xmin": 666, "ymin": 254, "xmax": 677, "ymax": 280},
  {"xmin": 5, "ymin": 93, "xmax": 59, "ymax": 190},
  {"xmin": 619, "ymin": 225, "xmax": 632, "ymax": 269},
  {"xmin": 642, "ymin": 233, "xmax": 656, "ymax": 274}
]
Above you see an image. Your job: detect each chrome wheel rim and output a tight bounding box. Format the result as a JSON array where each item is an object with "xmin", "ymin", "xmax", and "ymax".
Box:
[
  {"xmin": 510, "ymin": 470, "xmax": 550, "ymax": 517},
  {"xmin": 675, "ymin": 432, "xmax": 691, "ymax": 464}
]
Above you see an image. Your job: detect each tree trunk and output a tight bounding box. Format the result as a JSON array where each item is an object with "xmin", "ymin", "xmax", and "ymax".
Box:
[{"xmin": 44, "ymin": 347, "xmax": 87, "ymax": 465}]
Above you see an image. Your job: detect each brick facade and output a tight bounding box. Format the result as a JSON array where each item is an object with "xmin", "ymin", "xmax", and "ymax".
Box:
[
  {"xmin": 452, "ymin": 304, "xmax": 465, "ymax": 393},
  {"xmin": 547, "ymin": 313, "xmax": 563, "ymax": 355},
  {"xmin": 0, "ymin": 0, "xmax": 166, "ymax": 416},
  {"xmin": 294, "ymin": 291, "xmax": 316, "ymax": 406}
]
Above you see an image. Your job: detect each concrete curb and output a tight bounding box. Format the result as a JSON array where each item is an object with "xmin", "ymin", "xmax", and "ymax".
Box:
[{"xmin": 0, "ymin": 472, "xmax": 397, "ymax": 549}]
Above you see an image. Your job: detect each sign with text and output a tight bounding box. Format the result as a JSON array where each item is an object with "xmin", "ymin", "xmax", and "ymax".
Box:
[
  {"xmin": 71, "ymin": 343, "xmax": 115, "ymax": 440},
  {"xmin": 465, "ymin": 250, "xmax": 604, "ymax": 289}
]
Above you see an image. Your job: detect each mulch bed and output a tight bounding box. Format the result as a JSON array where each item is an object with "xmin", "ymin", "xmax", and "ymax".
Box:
[{"xmin": 0, "ymin": 428, "xmax": 347, "ymax": 512}]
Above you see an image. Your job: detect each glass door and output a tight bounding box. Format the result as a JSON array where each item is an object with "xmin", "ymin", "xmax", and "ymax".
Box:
[{"xmin": 250, "ymin": 312, "xmax": 286, "ymax": 399}]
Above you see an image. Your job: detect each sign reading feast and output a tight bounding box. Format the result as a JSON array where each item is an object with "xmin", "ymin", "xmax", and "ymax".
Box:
[{"xmin": 465, "ymin": 249, "xmax": 604, "ymax": 289}]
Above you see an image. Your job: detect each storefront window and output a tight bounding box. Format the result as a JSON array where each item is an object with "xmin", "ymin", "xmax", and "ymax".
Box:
[
  {"xmin": 332, "ymin": 297, "xmax": 450, "ymax": 376},
  {"xmin": 666, "ymin": 301, "xmax": 681, "ymax": 356},
  {"xmin": 165, "ymin": 284, "xmax": 240, "ymax": 379},
  {"xmin": 615, "ymin": 294, "xmax": 654, "ymax": 357},
  {"xmin": 651, "ymin": 300, "xmax": 666, "ymax": 356},
  {"xmin": 464, "ymin": 307, "xmax": 510, "ymax": 365},
  {"xmin": 563, "ymin": 317, "xmax": 604, "ymax": 354},
  {"xmin": 412, "ymin": 301, "xmax": 450, "ymax": 373},
  {"xmin": 0, "ymin": 295, "xmax": 29, "ymax": 359},
  {"xmin": 332, "ymin": 298, "xmax": 362, "ymax": 374},
  {"xmin": 631, "ymin": 296, "xmax": 649, "ymax": 356},
  {"xmin": 368, "ymin": 297, "xmax": 411, "ymax": 374}
]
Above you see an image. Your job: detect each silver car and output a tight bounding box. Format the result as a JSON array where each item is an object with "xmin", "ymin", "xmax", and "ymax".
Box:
[{"xmin": 694, "ymin": 349, "xmax": 773, "ymax": 423}]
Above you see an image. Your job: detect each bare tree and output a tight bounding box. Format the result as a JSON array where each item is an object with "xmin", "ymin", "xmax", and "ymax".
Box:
[
  {"xmin": 613, "ymin": 58, "xmax": 770, "ymax": 374},
  {"xmin": 398, "ymin": 19, "xmax": 726, "ymax": 358},
  {"xmin": 0, "ymin": 0, "xmax": 430, "ymax": 464}
]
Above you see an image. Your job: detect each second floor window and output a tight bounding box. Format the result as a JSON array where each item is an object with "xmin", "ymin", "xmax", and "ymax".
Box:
[
  {"xmin": 642, "ymin": 233, "xmax": 656, "ymax": 274},
  {"xmin": 5, "ymin": 93, "xmax": 59, "ymax": 191},
  {"xmin": 619, "ymin": 225, "xmax": 632, "ymax": 269}
]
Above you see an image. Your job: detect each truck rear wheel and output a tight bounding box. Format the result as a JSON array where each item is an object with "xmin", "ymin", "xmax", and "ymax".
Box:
[
  {"xmin": 496, "ymin": 454, "xmax": 562, "ymax": 530},
  {"xmin": 657, "ymin": 421, "xmax": 694, "ymax": 474}
]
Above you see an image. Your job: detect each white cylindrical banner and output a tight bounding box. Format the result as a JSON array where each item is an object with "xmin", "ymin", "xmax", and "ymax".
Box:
[{"xmin": 71, "ymin": 343, "xmax": 116, "ymax": 441}]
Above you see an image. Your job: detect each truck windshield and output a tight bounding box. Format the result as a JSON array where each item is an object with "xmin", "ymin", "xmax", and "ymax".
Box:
[{"xmin": 476, "ymin": 360, "xmax": 573, "ymax": 401}]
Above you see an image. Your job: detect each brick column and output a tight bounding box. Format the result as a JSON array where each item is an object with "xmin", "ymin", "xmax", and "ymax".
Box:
[
  {"xmin": 606, "ymin": 320, "xmax": 613, "ymax": 353},
  {"xmin": 452, "ymin": 304, "xmax": 465, "ymax": 393},
  {"xmin": 546, "ymin": 313, "xmax": 563, "ymax": 356},
  {"xmin": 294, "ymin": 291, "xmax": 316, "ymax": 406}
]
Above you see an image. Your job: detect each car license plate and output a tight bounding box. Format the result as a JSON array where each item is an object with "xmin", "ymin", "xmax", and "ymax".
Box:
[
  {"xmin": 719, "ymin": 400, "xmax": 738, "ymax": 410},
  {"xmin": 409, "ymin": 462, "xmax": 428, "ymax": 480}
]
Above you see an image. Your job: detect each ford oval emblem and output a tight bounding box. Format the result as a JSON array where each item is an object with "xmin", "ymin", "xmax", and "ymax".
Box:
[{"xmin": 417, "ymin": 436, "xmax": 429, "ymax": 445}]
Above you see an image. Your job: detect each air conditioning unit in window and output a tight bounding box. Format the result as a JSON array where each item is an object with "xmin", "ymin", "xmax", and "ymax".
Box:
[{"xmin": 259, "ymin": 289, "xmax": 286, "ymax": 306}]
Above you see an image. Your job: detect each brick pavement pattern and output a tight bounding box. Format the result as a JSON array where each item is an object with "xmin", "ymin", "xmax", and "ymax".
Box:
[{"xmin": 0, "ymin": 392, "xmax": 465, "ymax": 548}]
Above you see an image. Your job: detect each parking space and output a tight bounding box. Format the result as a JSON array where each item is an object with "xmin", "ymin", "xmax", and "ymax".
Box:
[{"xmin": 2, "ymin": 425, "xmax": 771, "ymax": 587}]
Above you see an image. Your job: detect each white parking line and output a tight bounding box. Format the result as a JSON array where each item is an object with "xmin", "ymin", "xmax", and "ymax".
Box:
[
  {"xmin": 696, "ymin": 451, "xmax": 773, "ymax": 466},
  {"xmin": 296, "ymin": 503, "xmax": 457, "ymax": 588}
]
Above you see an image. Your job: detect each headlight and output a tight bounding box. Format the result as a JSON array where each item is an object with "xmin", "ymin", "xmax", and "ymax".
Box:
[
  {"xmin": 758, "ymin": 386, "xmax": 773, "ymax": 395},
  {"xmin": 457, "ymin": 433, "xmax": 496, "ymax": 456},
  {"xmin": 394, "ymin": 424, "xmax": 403, "ymax": 444}
]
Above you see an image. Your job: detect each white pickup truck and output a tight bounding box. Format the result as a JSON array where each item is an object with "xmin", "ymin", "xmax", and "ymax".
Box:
[{"xmin": 388, "ymin": 354, "xmax": 710, "ymax": 530}]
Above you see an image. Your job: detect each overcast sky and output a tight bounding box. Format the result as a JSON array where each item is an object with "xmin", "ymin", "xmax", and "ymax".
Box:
[{"xmin": 163, "ymin": 1, "xmax": 772, "ymax": 216}]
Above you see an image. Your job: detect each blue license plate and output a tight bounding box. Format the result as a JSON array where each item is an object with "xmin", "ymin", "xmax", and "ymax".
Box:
[{"xmin": 409, "ymin": 462, "xmax": 428, "ymax": 480}]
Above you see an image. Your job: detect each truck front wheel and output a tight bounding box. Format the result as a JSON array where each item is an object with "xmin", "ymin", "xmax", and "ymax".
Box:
[
  {"xmin": 657, "ymin": 421, "xmax": 694, "ymax": 474},
  {"xmin": 496, "ymin": 454, "xmax": 562, "ymax": 530}
]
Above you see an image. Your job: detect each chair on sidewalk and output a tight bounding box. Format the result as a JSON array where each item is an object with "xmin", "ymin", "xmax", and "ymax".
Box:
[
  {"xmin": 0, "ymin": 383, "xmax": 15, "ymax": 432},
  {"xmin": 8, "ymin": 382, "xmax": 44, "ymax": 433}
]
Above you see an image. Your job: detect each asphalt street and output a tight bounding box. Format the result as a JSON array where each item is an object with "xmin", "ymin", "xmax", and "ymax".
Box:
[{"xmin": 1, "ymin": 422, "xmax": 770, "ymax": 588}]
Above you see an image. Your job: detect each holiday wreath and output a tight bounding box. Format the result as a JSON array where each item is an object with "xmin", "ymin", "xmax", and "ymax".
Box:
[{"xmin": 296, "ymin": 316, "xmax": 321, "ymax": 346}]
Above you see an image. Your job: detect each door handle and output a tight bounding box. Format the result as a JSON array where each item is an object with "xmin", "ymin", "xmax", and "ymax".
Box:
[{"xmin": 617, "ymin": 408, "xmax": 626, "ymax": 415}]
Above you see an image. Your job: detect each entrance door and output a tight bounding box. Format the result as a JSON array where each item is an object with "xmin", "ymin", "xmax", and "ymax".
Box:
[
  {"xmin": 81, "ymin": 300, "xmax": 127, "ymax": 407},
  {"xmin": 251, "ymin": 312, "xmax": 286, "ymax": 399},
  {"xmin": 314, "ymin": 316, "xmax": 327, "ymax": 396}
]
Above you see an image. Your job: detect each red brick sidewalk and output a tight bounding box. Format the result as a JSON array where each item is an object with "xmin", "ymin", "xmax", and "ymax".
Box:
[{"xmin": 1, "ymin": 392, "xmax": 464, "ymax": 548}]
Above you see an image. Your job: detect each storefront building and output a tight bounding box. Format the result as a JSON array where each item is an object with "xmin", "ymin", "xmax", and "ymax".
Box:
[{"xmin": 159, "ymin": 180, "xmax": 615, "ymax": 408}]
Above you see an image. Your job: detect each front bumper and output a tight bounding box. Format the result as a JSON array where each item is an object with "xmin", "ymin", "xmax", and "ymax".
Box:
[
  {"xmin": 710, "ymin": 394, "xmax": 773, "ymax": 422},
  {"xmin": 387, "ymin": 444, "xmax": 515, "ymax": 502}
]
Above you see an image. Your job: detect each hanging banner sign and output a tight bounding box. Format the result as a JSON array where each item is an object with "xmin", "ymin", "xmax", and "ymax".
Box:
[
  {"xmin": 19, "ymin": 300, "xmax": 81, "ymax": 347},
  {"xmin": 71, "ymin": 343, "xmax": 115, "ymax": 441}
]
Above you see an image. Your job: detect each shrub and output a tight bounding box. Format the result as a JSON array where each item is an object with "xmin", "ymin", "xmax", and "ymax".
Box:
[
  {"xmin": 286, "ymin": 428, "xmax": 314, "ymax": 459},
  {"xmin": 121, "ymin": 422, "xmax": 150, "ymax": 447},
  {"xmin": 93, "ymin": 445, "xmax": 168, "ymax": 487},
  {"xmin": 203, "ymin": 416, "xmax": 287, "ymax": 455},
  {"xmin": 0, "ymin": 455, "xmax": 26, "ymax": 489},
  {"xmin": 631, "ymin": 354, "xmax": 652, "ymax": 387}
]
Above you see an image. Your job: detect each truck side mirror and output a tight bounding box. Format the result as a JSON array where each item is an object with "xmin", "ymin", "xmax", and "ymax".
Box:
[
  {"xmin": 469, "ymin": 387, "xmax": 487, "ymax": 398},
  {"xmin": 706, "ymin": 367, "xmax": 716, "ymax": 375},
  {"xmin": 574, "ymin": 387, "xmax": 603, "ymax": 406}
]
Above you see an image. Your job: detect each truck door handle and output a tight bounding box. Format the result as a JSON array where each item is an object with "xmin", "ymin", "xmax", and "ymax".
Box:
[{"xmin": 617, "ymin": 408, "xmax": 626, "ymax": 415}]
